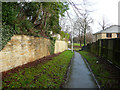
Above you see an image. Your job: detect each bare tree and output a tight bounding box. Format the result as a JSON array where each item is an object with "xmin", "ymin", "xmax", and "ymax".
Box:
[
  {"xmin": 59, "ymin": 0, "xmax": 93, "ymax": 47},
  {"xmin": 73, "ymin": 37, "xmax": 79, "ymax": 43},
  {"xmin": 79, "ymin": 17, "xmax": 93, "ymax": 46},
  {"xmin": 99, "ymin": 16, "xmax": 111, "ymax": 30},
  {"xmin": 73, "ymin": 17, "xmax": 93, "ymax": 46},
  {"xmin": 73, "ymin": 19, "xmax": 83, "ymax": 47},
  {"xmin": 86, "ymin": 31, "xmax": 93, "ymax": 43},
  {"xmin": 79, "ymin": 0, "xmax": 93, "ymax": 46},
  {"xmin": 68, "ymin": 0, "xmax": 93, "ymax": 46}
]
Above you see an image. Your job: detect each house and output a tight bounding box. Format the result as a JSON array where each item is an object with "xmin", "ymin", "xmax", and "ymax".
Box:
[
  {"xmin": 50, "ymin": 31, "xmax": 61, "ymax": 40},
  {"xmin": 93, "ymin": 25, "xmax": 120, "ymax": 42},
  {"xmin": 52, "ymin": 34, "xmax": 61, "ymax": 40}
]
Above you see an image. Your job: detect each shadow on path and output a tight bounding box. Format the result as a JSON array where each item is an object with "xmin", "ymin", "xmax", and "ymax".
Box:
[{"xmin": 65, "ymin": 51, "xmax": 98, "ymax": 88}]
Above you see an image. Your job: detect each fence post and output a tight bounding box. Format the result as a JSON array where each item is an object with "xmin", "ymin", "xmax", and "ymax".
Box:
[{"xmin": 99, "ymin": 39, "xmax": 101, "ymax": 57}]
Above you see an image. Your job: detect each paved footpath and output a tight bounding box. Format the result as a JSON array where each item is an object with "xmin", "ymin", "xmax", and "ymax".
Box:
[{"xmin": 65, "ymin": 51, "xmax": 98, "ymax": 88}]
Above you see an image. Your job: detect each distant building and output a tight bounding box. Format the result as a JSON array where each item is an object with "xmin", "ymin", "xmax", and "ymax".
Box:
[
  {"xmin": 93, "ymin": 25, "xmax": 120, "ymax": 42},
  {"xmin": 50, "ymin": 31, "xmax": 61, "ymax": 40},
  {"xmin": 68, "ymin": 41, "xmax": 71, "ymax": 43},
  {"xmin": 52, "ymin": 34, "xmax": 61, "ymax": 40}
]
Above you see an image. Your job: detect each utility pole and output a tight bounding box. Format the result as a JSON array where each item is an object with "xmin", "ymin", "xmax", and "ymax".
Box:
[
  {"xmin": 66, "ymin": 11, "xmax": 74, "ymax": 52},
  {"xmin": 71, "ymin": 20, "xmax": 73, "ymax": 52}
]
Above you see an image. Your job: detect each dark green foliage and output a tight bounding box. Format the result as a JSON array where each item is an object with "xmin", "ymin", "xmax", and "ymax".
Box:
[
  {"xmin": 1, "ymin": 23, "xmax": 14, "ymax": 50},
  {"xmin": 2, "ymin": 2, "xmax": 69, "ymax": 50},
  {"xmin": 2, "ymin": 2, "xmax": 19, "ymax": 27},
  {"xmin": 2, "ymin": 2, "xmax": 69, "ymax": 35}
]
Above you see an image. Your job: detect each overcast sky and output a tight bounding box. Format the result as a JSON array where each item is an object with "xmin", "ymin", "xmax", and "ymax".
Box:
[{"xmin": 66, "ymin": 0, "xmax": 120, "ymax": 33}]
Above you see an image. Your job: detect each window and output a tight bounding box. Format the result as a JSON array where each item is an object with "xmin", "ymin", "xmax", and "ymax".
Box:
[
  {"xmin": 106, "ymin": 33, "xmax": 112, "ymax": 38},
  {"xmin": 117, "ymin": 33, "xmax": 120, "ymax": 38}
]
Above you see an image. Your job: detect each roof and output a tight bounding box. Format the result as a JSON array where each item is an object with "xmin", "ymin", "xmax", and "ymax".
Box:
[{"xmin": 93, "ymin": 25, "xmax": 120, "ymax": 35}]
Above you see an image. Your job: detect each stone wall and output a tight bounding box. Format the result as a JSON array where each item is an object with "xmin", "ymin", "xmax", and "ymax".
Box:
[
  {"xmin": 0, "ymin": 35, "xmax": 51, "ymax": 72},
  {"xmin": 0, "ymin": 35, "xmax": 68, "ymax": 72},
  {"xmin": 54, "ymin": 40, "xmax": 68, "ymax": 54}
]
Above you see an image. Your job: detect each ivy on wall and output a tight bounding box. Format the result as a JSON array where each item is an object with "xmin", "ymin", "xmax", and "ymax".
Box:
[
  {"xmin": 48, "ymin": 37, "xmax": 56, "ymax": 55},
  {"xmin": 1, "ymin": 23, "xmax": 14, "ymax": 50}
]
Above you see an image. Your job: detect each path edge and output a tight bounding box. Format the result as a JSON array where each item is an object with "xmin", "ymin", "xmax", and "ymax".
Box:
[
  {"xmin": 61, "ymin": 51, "xmax": 74, "ymax": 88},
  {"xmin": 80, "ymin": 53, "xmax": 101, "ymax": 90}
]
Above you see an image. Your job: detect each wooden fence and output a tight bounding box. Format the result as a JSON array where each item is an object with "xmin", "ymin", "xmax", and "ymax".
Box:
[{"xmin": 87, "ymin": 38, "xmax": 120, "ymax": 67}]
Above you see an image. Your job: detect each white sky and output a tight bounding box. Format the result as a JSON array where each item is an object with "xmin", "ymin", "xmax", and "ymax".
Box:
[{"xmin": 66, "ymin": 0, "xmax": 120, "ymax": 33}]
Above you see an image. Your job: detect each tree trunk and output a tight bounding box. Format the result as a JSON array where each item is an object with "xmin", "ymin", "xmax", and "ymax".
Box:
[
  {"xmin": 79, "ymin": 29, "xmax": 82, "ymax": 47},
  {"xmin": 84, "ymin": 28, "xmax": 86, "ymax": 46},
  {"xmin": 79, "ymin": 39, "xmax": 81, "ymax": 47},
  {"xmin": 84, "ymin": 34, "xmax": 85, "ymax": 46}
]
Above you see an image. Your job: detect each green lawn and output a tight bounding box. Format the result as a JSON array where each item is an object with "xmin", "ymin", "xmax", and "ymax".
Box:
[
  {"xmin": 2, "ymin": 50, "xmax": 74, "ymax": 88},
  {"xmin": 73, "ymin": 43, "xmax": 84, "ymax": 46},
  {"xmin": 73, "ymin": 43, "xmax": 80, "ymax": 46},
  {"xmin": 73, "ymin": 43, "xmax": 84, "ymax": 51},
  {"xmin": 79, "ymin": 51, "xmax": 119, "ymax": 88},
  {"xmin": 73, "ymin": 48, "xmax": 80, "ymax": 51}
]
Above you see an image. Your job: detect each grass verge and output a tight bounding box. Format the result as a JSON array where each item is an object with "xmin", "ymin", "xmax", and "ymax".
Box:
[
  {"xmin": 2, "ymin": 50, "xmax": 74, "ymax": 88},
  {"xmin": 79, "ymin": 50, "xmax": 120, "ymax": 88}
]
